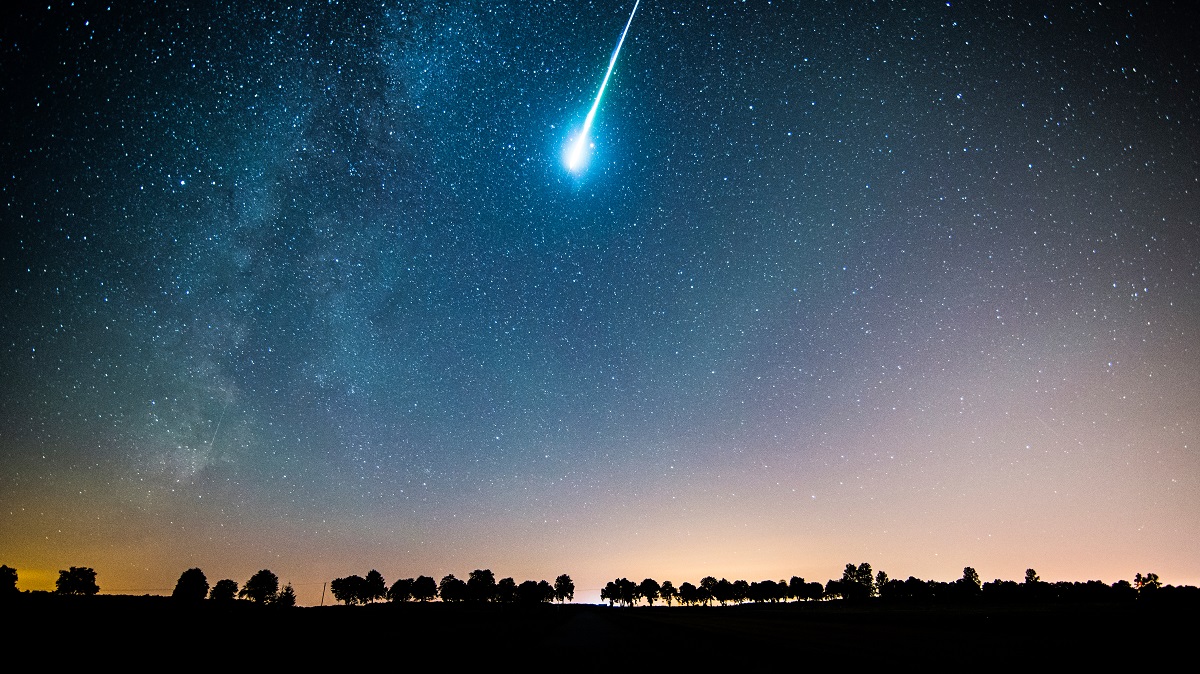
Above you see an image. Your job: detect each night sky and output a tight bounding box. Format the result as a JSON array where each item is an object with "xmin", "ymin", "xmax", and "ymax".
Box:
[{"xmin": 2, "ymin": 1, "xmax": 1197, "ymax": 605}]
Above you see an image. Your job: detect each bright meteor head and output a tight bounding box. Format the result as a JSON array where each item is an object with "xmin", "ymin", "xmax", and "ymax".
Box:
[{"xmin": 564, "ymin": 132, "xmax": 593, "ymax": 174}]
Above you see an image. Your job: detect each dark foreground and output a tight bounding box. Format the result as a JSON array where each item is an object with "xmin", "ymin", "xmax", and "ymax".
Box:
[{"xmin": 8, "ymin": 593, "xmax": 1194, "ymax": 667}]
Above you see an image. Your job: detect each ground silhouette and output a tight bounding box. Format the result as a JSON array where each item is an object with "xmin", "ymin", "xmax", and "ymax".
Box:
[{"xmin": 5, "ymin": 592, "xmax": 1195, "ymax": 668}]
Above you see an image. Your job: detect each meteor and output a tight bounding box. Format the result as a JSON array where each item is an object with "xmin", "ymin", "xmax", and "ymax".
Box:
[{"xmin": 563, "ymin": 0, "xmax": 640, "ymax": 174}]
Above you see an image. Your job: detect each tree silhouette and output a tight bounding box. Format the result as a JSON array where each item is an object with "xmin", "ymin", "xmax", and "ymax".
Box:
[
  {"xmin": 364, "ymin": 570, "xmax": 387, "ymax": 603},
  {"xmin": 1, "ymin": 565, "xmax": 17, "ymax": 596},
  {"xmin": 276, "ymin": 583, "xmax": 297, "ymax": 607},
  {"xmin": 1111, "ymin": 579, "xmax": 1136, "ymax": 601},
  {"xmin": 677, "ymin": 582, "xmax": 698, "ymax": 606},
  {"xmin": 467, "ymin": 569, "xmax": 497, "ymax": 602},
  {"xmin": 982, "ymin": 578, "xmax": 1020, "ymax": 602},
  {"xmin": 639, "ymin": 578, "xmax": 661, "ymax": 606},
  {"xmin": 749, "ymin": 580, "xmax": 783, "ymax": 603},
  {"xmin": 601, "ymin": 578, "xmax": 639, "ymax": 606},
  {"xmin": 962, "ymin": 567, "xmax": 981, "ymax": 588},
  {"xmin": 713, "ymin": 579, "xmax": 735, "ymax": 605},
  {"xmin": 439, "ymin": 574, "xmax": 467, "ymax": 602},
  {"xmin": 1021, "ymin": 570, "xmax": 1048, "ymax": 602},
  {"xmin": 388, "ymin": 578, "xmax": 414, "ymax": 602},
  {"xmin": 957, "ymin": 567, "xmax": 982, "ymax": 598},
  {"xmin": 172, "ymin": 568, "xmax": 209, "ymax": 602},
  {"xmin": 903, "ymin": 576, "xmax": 933, "ymax": 601},
  {"xmin": 731, "ymin": 579, "xmax": 750, "ymax": 604},
  {"xmin": 240, "ymin": 569, "xmax": 279, "ymax": 603},
  {"xmin": 525, "ymin": 580, "xmax": 546, "ymax": 604},
  {"xmin": 600, "ymin": 581, "xmax": 617, "ymax": 606},
  {"xmin": 56, "ymin": 567, "xmax": 99, "ymax": 596},
  {"xmin": 554, "ymin": 574, "xmax": 575, "ymax": 603},
  {"xmin": 824, "ymin": 578, "xmax": 845, "ymax": 601},
  {"xmin": 412, "ymin": 575, "xmax": 438, "ymax": 602},
  {"xmin": 787, "ymin": 576, "xmax": 805, "ymax": 601},
  {"xmin": 618, "ymin": 578, "xmax": 639, "ymax": 606},
  {"xmin": 1134, "ymin": 572, "xmax": 1161, "ymax": 592},
  {"xmin": 839, "ymin": 563, "xmax": 875, "ymax": 601},
  {"xmin": 514, "ymin": 579, "xmax": 554, "ymax": 604},
  {"xmin": 210, "ymin": 579, "xmax": 238, "ymax": 602},
  {"xmin": 331, "ymin": 575, "xmax": 366, "ymax": 605},
  {"xmin": 659, "ymin": 580, "xmax": 677, "ymax": 606},
  {"xmin": 496, "ymin": 577, "xmax": 517, "ymax": 603},
  {"xmin": 878, "ymin": 577, "xmax": 902, "ymax": 601}
]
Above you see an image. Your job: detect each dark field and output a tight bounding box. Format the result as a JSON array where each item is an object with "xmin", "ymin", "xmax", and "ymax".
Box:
[{"xmin": 9, "ymin": 593, "xmax": 1193, "ymax": 667}]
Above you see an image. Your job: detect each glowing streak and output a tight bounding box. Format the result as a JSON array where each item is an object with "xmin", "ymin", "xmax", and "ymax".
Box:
[{"xmin": 565, "ymin": 0, "xmax": 640, "ymax": 173}]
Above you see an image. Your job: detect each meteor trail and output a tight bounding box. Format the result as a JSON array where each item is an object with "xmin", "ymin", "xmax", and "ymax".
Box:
[{"xmin": 564, "ymin": 0, "xmax": 640, "ymax": 174}]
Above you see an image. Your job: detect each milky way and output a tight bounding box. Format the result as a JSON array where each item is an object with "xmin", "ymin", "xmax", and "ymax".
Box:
[{"xmin": 1, "ymin": 1, "xmax": 1197, "ymax": 604}]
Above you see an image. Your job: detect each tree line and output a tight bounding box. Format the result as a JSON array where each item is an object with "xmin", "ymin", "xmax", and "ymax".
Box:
[
  {"xmin": 0, "ymin": 564, "xmax": 296, "ymax": 605},
  {"xmin": 599, "ymin": 564, "xmax": 1187, "ymax": 606},
  {"xmin": 0, "ymin": 565, "xmax": 104, "ymax": 597},
  {"xmin": 172, "ymin": 567, "xmax": 298, "ymax": 606},
  {"xmin": 3, "ymin": 562, "xmax": 1189, "ymax": 607},
  {"xmin": 328, "ymin": 568, "xmax": 575, "ymax": 606}
]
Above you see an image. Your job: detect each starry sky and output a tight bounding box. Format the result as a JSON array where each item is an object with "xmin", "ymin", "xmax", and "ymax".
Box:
[{"xmin": 2, "ymin": 1, "xmax": 1197, "ymax": 605}]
